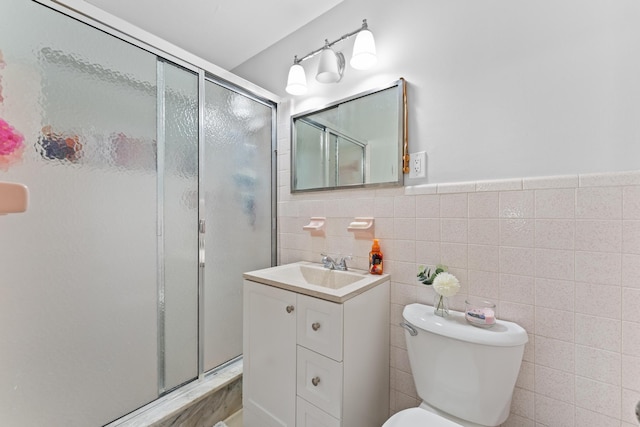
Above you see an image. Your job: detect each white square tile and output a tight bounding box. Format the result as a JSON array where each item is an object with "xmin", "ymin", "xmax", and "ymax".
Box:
[
  {"xmin": 623, "ymin": 321, "xmax": 640, "ymax": 356},
  {"xmin": 535, "ymin": 365, "xmax": 575, "ymax": 403},
  {"xmin": 394, "ymin": 368, "xmax": 417, "ymax": 397},
  {"xmin": 468, "ymin": 244, "xmax": 499, "ymax": 272},
  {"xmin": 440, "ymin": 243, "xmax": 468, "ymax": 269},
  {"xmin": 622, "ymin": 254, "xmax": 640, "ymax": 289},
  {"xmin": 575, "ymin": 345, "xmax": 621, "ymax": 386},
  {"xmin": 500, "ymin": 246, "xmax": 535, "ymax": 276},
  {"xmin": 500, "ymin": 219, "xmax": 534, "ymax": 247},
  {"xmin": 374, "ymin": 196, "xmax": 395, "ymax": 218},
  {"xmin": 535, "ymin": 189, "xmax": 575, "ymax": 219},
  {"xmin": 500, "ymin": 414, "xmax": 535, "ymax": 427},
  {"xmin": 510, "ymin": 387, "xmax": 535, "ymax": 420},
  {"xmin": 574, "ymin": 407, "xmax": 621, "ymax": 427},
  {"xmin": 622, "ymin": 354, "xmax": 640, "ymax": 392},
  {"xmin": 575, "ymin": 220, "xmax": 622, "ymax": 253},
  {"xmin": 535, "ymin": 278, "xmax": 575, "ymax": 311},
  {"xmin": 535, "ymin": 307, "xmax": 574, "ymax": 341},
  {"xmin": 623, "ymin": 186, "xmax": 640, "ymax": 219},
  {"xmin": 388, "ymin": 239, "xmax": 416, "ymax": 263},
  {"xmin": 394, "ymin": 195, "xmax": 416, "ymax": 218},
  {"xmin": 415, "ymin": 240, "xmax": 440, "ymax": 266},
  {"xmin": 394, "ymin": 218, "xmax": 416, "ymax": 240},
  {"xmin": 469, "ymin": 219, "xmax": 500, "ymax": 245},
  {"xmin": 441, "ymin": 218, "xmax": 468, "ymax": 243},
  {"xmin": 534, "ymin": 219, "xmax": 575, "ymax": 250},
  {"xmin": 516, "ymin": 361, "xmax": 535, "ymax": 391},
  {"xmin": 415, "ymin": 218, "xmax": 440, "ymax": 242},
  {"xmin": 535, "ymin": 336, "xmax": 574, "ymax": 373},
  {"xmin": 575, "ymin": 282, "xmax": 621, "ymax": 320},
  {"xmin": 388, "ymin": 261, "xmax": 419, "ymax": 285},
  {"xmin": 500, "ymin": 274, "xmax": 535, "ymax": 305},
  {"xmin": 440, "ymin": 193, "xmax": 468, "ymax": 218},
  {"xmin": 375, "ymin": 217, "xmax": 395, "ymax": 239},
  {"xmin": 623, "ymin": 220, "xmax": 640, "ymax": 255},
  {"xmin": 415, "ymin": 194, "xmax": 440, "ymax": 218},
  {"xmin": 575, "ymin": 251, "xmax": 622, "ymax": 286},
  {"xmin": 575, "ymin": 376, "xmax": 621, "ymax": 419},
  {"xmin": 575, "ymin": 313, "xmax": 621, "ymax": 352},
  {"xmin": 576, "ymin": 187, "xmax": 623, "ymax": 219},
  {"xmin": 468, "ymin": 269, "xmax": 500, "ymax": 300},
  {"xmin": 391, "ymin": 346, "xmax": 412, "ymax": 373},
  {"xmin": 500, "ymin": 190, "xmax": 535, "ymax": 218},
  {"xmin": 534, "ymin": 394, "xmax": 574, "ymax": 427},
  {"xmin": 501, "ymin": 302, "xmax": 535, "ymax": 333},
  {"xmin": 622, "ymin": 288, "xmax": 640, "ymax": 323},
  {"xmin": 535, "ymin": 248, "xmax": 575, "ymax": 281},
  {"xmin": 468, "ymin": 191, "xmax": 499, "ymax": 218}
]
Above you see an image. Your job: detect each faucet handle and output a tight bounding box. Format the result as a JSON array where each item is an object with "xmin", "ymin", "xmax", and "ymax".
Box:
[{"xmin": 336, "ymin": 255, "xmax": 352, "ymax": 270}]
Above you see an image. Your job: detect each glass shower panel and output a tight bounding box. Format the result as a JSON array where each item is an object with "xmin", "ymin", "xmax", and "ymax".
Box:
[
  {"xmin": 203, "ymin": 80, "xmax": 273, "ymax": 370},
  {"xmin": 161, "ymin": 61, "xmax": 199, "ymax": 391},
  {"xmin": 0, "ymin": 0, "xmax": 158, "ymax": 425}
]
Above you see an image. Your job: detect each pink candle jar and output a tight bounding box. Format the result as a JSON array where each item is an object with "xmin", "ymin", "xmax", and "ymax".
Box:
[{"xmin": 465, "ymin": 299, "xmax": 496, "ymax": 328}]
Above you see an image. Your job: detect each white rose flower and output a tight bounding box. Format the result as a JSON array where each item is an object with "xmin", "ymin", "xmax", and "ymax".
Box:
[{"xmin": 432, "ymin": 272, "xmax": 460, "ymax": 297}]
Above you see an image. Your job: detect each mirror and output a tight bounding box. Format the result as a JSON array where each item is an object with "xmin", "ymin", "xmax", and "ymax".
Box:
[{"xmin": 291, "ymin": 79, "xmax": 406, "ymax": 192}]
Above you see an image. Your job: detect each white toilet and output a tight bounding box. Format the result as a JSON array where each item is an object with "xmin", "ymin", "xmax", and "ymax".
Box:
[{"xmin": 383, "ymin": 303, "xmax": 528, "ymax": 427}]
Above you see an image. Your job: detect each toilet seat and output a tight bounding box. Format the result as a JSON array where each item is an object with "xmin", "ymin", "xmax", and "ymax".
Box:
[{"xmin": 382, "ymin": 408, "xmax": 463, "ymax": 427}]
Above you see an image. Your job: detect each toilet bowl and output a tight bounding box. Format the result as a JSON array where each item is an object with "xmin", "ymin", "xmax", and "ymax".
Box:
[
  {"xmin": 382, "ymin": 407, "xmax": 463, "ymax": 427},
  {"xmin": 382, "ymin": 303, "xmax": 528, "ymax": 427}
]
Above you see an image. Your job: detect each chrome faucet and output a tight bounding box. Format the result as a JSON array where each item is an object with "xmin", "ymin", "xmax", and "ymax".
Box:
[{"xmin": 321, "ymin": 253, "xmax": 352, "ymax": 271}]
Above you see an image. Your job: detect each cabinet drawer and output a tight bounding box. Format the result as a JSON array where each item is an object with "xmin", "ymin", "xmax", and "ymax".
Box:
[
  {"xmin": 297, "ymin": 346, "xmax": 343, "ymax": 419},
  {"xmin": 296, "ymin": 397, "xmax": 341, "ymax": 427},
  {"xmin": 297, "ymin": 294, "xmax": 343, "ymax": 361}
]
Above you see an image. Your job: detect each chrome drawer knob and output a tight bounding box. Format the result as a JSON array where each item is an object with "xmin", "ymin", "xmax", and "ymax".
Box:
[
  {"xmin": 311, "ymin": 376, "xmax": 321, "ymax": 387},
  {"xmin": 312, "ymin": 322, "xmax": 321, "ymax": 331},
  {"xmin": 286, "ymin": 305, "xmax": 294, "ymax": 314}
]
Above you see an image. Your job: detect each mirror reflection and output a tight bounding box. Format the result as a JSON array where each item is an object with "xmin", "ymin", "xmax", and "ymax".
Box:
[{"xmin": 291, "ymin": 79, "xmax": 405, "ymax": 192}]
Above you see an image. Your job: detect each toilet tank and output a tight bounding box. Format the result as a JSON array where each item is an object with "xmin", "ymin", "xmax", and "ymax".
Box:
[{"xmin": 402, "ymin": 303, "xmax": 528, "ymax": 427}]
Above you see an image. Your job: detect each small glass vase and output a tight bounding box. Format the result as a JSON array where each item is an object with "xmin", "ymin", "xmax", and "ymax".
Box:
[{"xmin": 433, "ymin": 294, "xmax": 449, "ymax": 317}]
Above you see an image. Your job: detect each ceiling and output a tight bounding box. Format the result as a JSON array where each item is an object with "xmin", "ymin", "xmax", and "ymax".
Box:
[{"xmin": 84, "ymin": 0, "xmax": 344, "ymax": 71}]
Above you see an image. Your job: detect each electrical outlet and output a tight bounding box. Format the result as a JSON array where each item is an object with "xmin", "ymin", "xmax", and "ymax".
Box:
[{"xmin": 409, "ymin": 151, "xmax": 426, "ymax": 178}]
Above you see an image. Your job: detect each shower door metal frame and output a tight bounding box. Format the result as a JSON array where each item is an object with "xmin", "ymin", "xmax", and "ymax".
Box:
[{"xmin": 34, "ymin": 0, "xmax": 278, "ymax": 396}]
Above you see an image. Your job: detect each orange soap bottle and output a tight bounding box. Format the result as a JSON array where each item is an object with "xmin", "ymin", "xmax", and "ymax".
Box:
[{"xmin": 369, "ymin": 239, "xmax": 383, "ymax": 275}]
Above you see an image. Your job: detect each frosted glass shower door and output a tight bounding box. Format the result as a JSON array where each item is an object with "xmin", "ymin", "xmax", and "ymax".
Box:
[
  {"xmin": 203, "ymin": 80, "xmax": 274, "ymax": 370},
  {"xmin": 0, "ymin": 0, "xmax": 158, "ymax": 425}
]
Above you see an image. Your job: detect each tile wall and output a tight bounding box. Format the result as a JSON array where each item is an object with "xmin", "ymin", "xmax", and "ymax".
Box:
[{"xmin": 277, "ymin": 107, "xmax": 640, "ymax": 427}]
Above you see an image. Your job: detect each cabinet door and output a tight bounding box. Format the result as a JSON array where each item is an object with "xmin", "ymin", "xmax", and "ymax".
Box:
[{"xmin": 243, "ymin": 280, "xmax": 297, "ymax": 427}]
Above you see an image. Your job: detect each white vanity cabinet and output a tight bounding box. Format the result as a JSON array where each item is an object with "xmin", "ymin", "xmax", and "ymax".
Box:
[{"xmin": 243, "ymin": 274, "xmax": 389, "ymax": 427}]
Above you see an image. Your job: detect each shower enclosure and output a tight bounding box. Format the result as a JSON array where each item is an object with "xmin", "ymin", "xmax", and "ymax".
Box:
[{"xmin": 0, "ymin": 1, "xmax": 275, "ymax": 425}]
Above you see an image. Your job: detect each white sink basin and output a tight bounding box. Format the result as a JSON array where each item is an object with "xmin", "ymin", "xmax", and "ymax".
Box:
[{"xmin": 243, "ymin": 262, "xmax": 388, "ymax": 302}]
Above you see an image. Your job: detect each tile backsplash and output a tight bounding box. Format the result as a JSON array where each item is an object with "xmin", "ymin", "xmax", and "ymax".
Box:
[{"xmin": 278, "ymin": 162, "xmax": 640, "ymax": 425}]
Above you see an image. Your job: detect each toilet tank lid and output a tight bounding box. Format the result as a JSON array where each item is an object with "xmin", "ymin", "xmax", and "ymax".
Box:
[{"xmin": 403, "ymin": 303, "xmax": 528, "ymax": 347}]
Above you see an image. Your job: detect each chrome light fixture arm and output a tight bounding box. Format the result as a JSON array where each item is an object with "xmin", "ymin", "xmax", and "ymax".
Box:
[{"xmin": 293, "ymin": 19, "xmax": 370, "ymax": 65}]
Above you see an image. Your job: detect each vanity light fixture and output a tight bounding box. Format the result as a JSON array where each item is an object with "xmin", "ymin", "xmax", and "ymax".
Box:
[{"xmin": 285, "ymin": 19, "xmax": 377, "ymax": 95}]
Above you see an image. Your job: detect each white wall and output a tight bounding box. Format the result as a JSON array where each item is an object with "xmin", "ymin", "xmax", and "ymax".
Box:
[{"xmin": 234, "ymin": 0, "xmax": 640, "ymax": 185}]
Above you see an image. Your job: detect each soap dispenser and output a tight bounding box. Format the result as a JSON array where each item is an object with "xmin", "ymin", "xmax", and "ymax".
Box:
[{"xmin": 369, "ymin": 239, "xmax": 383, "ymax": 275}]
